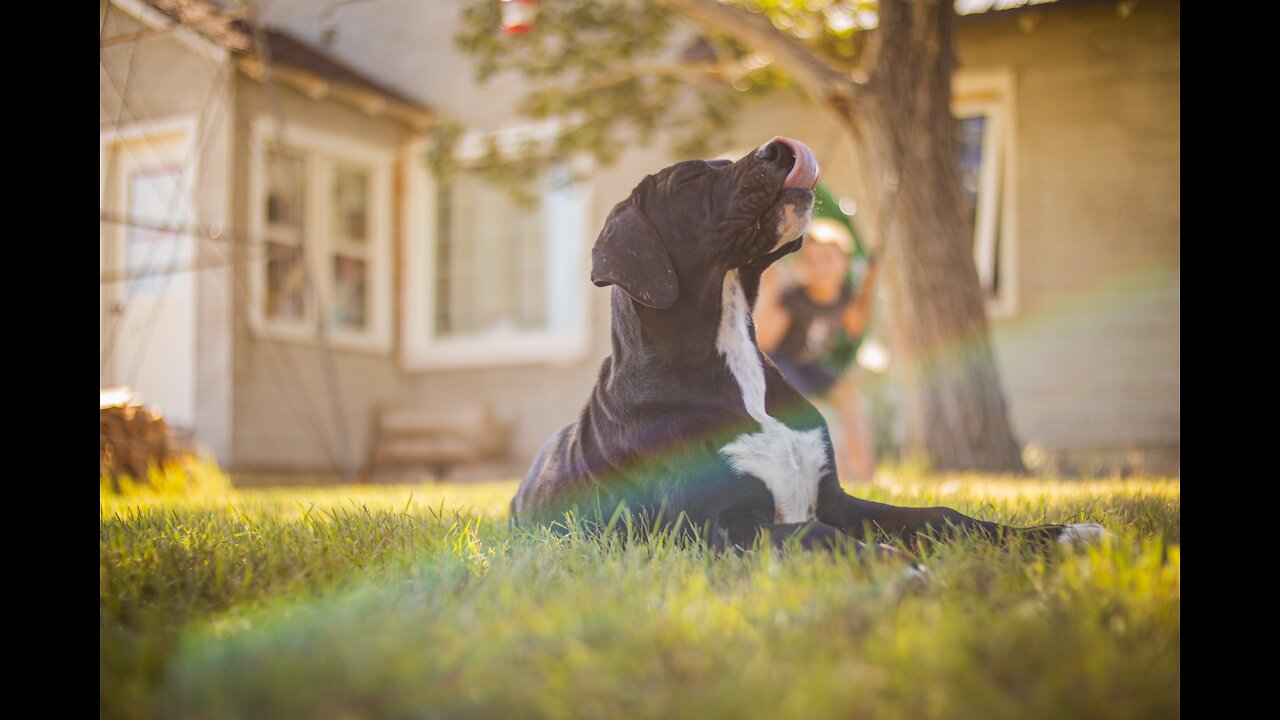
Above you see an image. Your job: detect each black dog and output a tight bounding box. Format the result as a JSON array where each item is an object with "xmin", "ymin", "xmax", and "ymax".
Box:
[{"xmin": 512, "ymin": 137, "xmax": 1104, "ymax": 554}]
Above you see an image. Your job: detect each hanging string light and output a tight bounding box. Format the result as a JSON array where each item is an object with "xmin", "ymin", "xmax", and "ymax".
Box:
[{"xmin": 499, "ymin": 0, "xmax": 537, "ymax": 35}]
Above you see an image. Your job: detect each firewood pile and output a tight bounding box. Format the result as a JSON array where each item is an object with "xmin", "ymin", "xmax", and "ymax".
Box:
[{"xmin": 100, "ymin": 388, "xmax": 184, "ymax": 481}]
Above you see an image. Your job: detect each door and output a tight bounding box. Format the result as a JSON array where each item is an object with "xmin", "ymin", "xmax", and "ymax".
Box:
[{"xmin": 100, "ymin": 128, "xmax": 196, "ymax": 432}]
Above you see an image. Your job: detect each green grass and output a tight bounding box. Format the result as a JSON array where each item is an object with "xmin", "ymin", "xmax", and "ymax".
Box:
[{"xmin": 101, "ymin": 476, "xmax": 1179, "ymax": 720}]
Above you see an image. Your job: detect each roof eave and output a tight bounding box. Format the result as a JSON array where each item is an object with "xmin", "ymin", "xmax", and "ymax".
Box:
[{"xmin": 237, "ymin": 55, "xmax": 436, "ymax": 132}]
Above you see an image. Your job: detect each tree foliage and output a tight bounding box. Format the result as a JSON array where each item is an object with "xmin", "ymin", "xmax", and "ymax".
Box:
[
  {"xmin": 453, "ymin": 0, "xmax": 1029, "ymax": 472},
  {"xmin": 452, "ymin": 1, "xmax": 879, "ymax": 173}
]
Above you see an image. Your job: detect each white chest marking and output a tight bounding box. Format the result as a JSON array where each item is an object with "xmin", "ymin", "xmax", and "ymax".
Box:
[{"xmin": 716, "ymin": 270, "xmax": 828, "ymax": 523}]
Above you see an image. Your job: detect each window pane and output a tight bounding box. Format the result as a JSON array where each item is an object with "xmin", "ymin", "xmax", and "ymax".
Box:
[
  {"xmin": 956, "ymin": 113, "xmax": 1001, "ymax": 299},
  {"xmin": 266, "ymin": 242, "xmax": 306, "ymax": 321},
  {"xmin": 435, "ymin": 168, "xmax": 547, "ymax": 337},
  {"xmin": 332, "ymin": 255, "xmax": 368, "ymax": 330},
  {"xmin": 127, "ymin": 168, "xmax": 185, "ymax": 295},
  {"xmin": 332, "ymin": 168, "xmax": 368, "ymax": 244},
  {"xmin": 264, "ymin": 148, "xmax": 307, "ymax": 322},
  {"xmin": 266, "ymin": 148, "xmax": 304, "ymax": 233},
  {"xmin": 958, "ymin": 114, "xmax": 985, "ymax": 238}
]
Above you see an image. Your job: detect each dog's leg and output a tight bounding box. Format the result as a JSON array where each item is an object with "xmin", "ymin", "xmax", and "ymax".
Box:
[
  {"xmin": 710, "ymin": 510, "xmax": 920, "ymax": 567},
  {"xmin": 817, "ymin": 482, "xmax": 1105, "ymax": 550}
]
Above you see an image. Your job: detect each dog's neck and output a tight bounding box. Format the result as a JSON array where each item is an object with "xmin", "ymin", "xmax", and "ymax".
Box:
[
  {"xmin": 608, "ymin": 264, "xmax": 767, "ymax": 374},
  {"xmin": 715, "ymin": 269, "xmax": 773, "ymax": 425}
]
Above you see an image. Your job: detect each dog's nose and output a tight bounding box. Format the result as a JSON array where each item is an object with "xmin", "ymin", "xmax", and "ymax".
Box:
[{"xmin": 755, "ymin": 140, "xmax": 795, "ymax": 167}]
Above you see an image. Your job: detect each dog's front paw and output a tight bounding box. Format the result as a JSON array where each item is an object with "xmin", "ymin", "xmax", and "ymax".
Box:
[
  {"xmin": 868, "ymin": 543, "xmax": 931, "ymax": 591},
  {"xmin": 1057, "ymin": 523, "xmax": 1109, "ymax": 547},
  {"xmin": 899, "ymin": 563, "xmax": 931, "ymax": 591},
  {"xmin": 870, "ymin": 542, "xmax": 915, "ymax": 564}
]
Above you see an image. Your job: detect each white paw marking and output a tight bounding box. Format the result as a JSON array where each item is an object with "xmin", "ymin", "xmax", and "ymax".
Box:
[
  {"xmin": 1058, "ymin": 523, "xmax": 1108, "ymax": 546},
  {"xmin": 902, "ymin": 565, "xmax": 931, "ymax": 588},
  {"xmin": 717, "ymin": 270, "xmax": 828, "ymax": 524}
]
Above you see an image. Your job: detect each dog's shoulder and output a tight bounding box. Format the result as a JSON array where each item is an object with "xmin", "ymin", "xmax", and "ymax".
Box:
[{"xmin": 759, "ymin": 353, "xmax": 829, "ymax": 433}]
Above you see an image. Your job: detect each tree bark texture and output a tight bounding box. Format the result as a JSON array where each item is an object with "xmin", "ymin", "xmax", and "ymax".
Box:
[{"xmin": 857, "ymin": 0, "xmax": 1025, "ymax": 471}]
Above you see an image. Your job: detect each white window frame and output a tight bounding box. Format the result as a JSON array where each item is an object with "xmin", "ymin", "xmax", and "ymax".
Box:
[
  {"xmin": 248, "ymin": 118, "xmax": 394, "ymax": 353},
  {"xmin": 401, "ymin": 125, "xmax": 591, "ymax": 370},
  {"xmin": 954, "ymin": 67, "xmax": 1019, "ymax": 319}
]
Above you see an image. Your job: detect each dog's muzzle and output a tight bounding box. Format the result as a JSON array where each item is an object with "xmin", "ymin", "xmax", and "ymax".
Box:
[
  {"xmin": 754, "ymin": 136, "xmax": 819, "ymax": 248},
  {"xmin": 755, "ymin": 136, "xmax": 820, "ymax": 191}
]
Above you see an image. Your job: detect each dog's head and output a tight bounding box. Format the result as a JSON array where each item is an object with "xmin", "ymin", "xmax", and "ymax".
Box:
[{"xmin": 591, "ymin": 137, "xmax": 818, "ymax": 310}]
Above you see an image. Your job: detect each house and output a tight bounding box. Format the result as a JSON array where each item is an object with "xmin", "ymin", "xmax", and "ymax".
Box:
[{"xmin": 99, "ymin": 0, "xmax": 1179, "ymax": 481}]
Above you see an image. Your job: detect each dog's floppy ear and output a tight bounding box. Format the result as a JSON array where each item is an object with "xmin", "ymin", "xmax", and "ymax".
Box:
[{"xmin": 590, "ymin": 199, "xmax": 679, "ymax": 309}]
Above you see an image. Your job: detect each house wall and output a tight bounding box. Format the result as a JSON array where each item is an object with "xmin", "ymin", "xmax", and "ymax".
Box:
[
  {"xmin": 229, "ymin": 2, "xmax": 880, "ymax": 479},
  {"xmin": 100, "ymin": 3, "xmax": 235, "ymax": 463},
  {"xmin": 225, "ymin": 0, "xmax": 1179, "ymax": 477},
  {"xmin": 649, "ymin": 1, "xmax": 1181, "ymax": 473},
  {"xmin": 235, "ymin": 89, "xmax": 700, "ymax": 476},
  {"xmin": 229, "ymin": 77, "xmax": 623, "ymax": 476},
  {"xmin": 230, "ymin": 78, "xmax": 403, "ymax": 474},
  {"xmin": 959, "ymin": 0, "xmax": 1180, "ymax": 471},
  {"xmin": 225, "ymin": 63, "xmax": 874, "ymax": 478}
]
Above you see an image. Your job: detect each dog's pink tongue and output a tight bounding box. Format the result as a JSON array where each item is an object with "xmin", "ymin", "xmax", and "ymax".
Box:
[{"xmin": 774, "ymin": 136, "xmax": 819, "ymax": 190}]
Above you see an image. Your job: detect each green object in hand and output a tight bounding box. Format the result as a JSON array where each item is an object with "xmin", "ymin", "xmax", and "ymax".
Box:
[{"xmin": 812, "ymin": 182, "xmax": 868, "ymax": 262}]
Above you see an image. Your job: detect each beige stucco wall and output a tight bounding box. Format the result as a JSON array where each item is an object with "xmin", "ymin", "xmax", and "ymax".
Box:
[
  {"xmin": 100, "ymin": 5, "xmax": 235, "ymax": 463},
  {"xmin": 216, "ymin": 0, "xmax": 1178, "ymax": 477},
  {"xmin": 229, "ymin": 76, "xmax": 631, "ymax": 476},
  {"xmin": 221, "ymin": 1, "xmax": 878, "ymax": 478},
  {"xmin": 224, "ymin": 74, "xmax": 871, "ymax": 477},
  {"xmin": 230, "ymin": 78, "xmax": 401, "ymax": 474},
  {"xmin": 959, "ymin": 0, "xmax": 1180, "ymax": 470}
]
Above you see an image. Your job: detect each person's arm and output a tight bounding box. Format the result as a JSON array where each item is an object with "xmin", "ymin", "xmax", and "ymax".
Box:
[
  {"xmin": 841, "ymin": 255, "xmax": 878, "ymax": 338},
  {"xmin": 754, "ymin": 265, "xmax": 791, "ymax": 352}
]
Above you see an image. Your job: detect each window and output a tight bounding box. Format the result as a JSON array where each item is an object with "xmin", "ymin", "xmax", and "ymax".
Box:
[
  {"xmin": 263, "ymin": 148, "xmax": 308, "ymax": 324},
  {"xmin": 126, "ymin": 168, "xmax": 186, "ymax": 295},
  {"xmin": 435, "ymin": 167, "xmax": 549, "ymax": 337},
  {"xmin": 330, "ymin": 167, "xmax": 373, "ymax": 331},
  {"xmin": 100, "ymin": 118, "xmax": 199, "ymax": 431},
  {"xmin": 249, "ymin": 120, "xmax": 392, "ymax": 351},
  {"xmin": 402, "ymin": 128, "xmax": 590, "ymax": 369},
  {"xmin": 954, "ymin": 68, "xmax": 1018, "ymax": 318}
]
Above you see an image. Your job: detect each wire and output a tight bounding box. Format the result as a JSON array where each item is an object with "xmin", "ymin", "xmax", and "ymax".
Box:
[
  {"xmin": 100, "ymin": 7, "xmax": 351, "ymax": 478},
  {"xmin": 98, "ymin": 211, "xmax": 275, "ymax": 284},
  {"xmin": 99, "ymin": 2, "xmax": 140, "ymax": 216},
  {"xmin": 318, "ymin": 0, "xmax": 397, "ymax": 45},
  {"xmin": 247, "ymin": 2, "xmax": 359, "ymax": 483},
  {"xmin": 99, "ymin": 209, "xmax": 236, "ymax": 246},
  {"xmin": 125, "ymin": 59, "xmax": 235, "ymax": 391},
  {"xmin": 100, "ymin": 250, "xmax": 251, "ymax": 285},
  {"xmin": 99, "ymin": 32, "xmax": 222, "ymax": 382}
]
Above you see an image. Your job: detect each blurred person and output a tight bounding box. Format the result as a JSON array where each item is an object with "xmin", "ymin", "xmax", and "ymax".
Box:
[{"xmin": 755, "ymin": 212, "xmax": 879, "ymax": 483}]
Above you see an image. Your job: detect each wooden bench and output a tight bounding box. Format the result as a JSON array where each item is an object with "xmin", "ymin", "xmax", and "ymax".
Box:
[{"xmin": 367, "ymin": 402, "xmax": 515, "ymax": 481}]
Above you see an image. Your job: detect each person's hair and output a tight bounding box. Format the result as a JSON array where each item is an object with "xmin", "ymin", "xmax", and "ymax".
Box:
[{"xmin": 805, "ymin": 217, "xmax": 854, "ymax": 255}]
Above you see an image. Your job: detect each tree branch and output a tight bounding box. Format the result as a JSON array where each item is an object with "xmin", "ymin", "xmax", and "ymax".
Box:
[
  {"xmin": 557, "ymin": 61, "xmax": 739, "ymax": 98},
  {"xmin": 655, "ymin": 0, "xmax": 864, "ymax": 110},
  {"xmin": 851, "ymin": 13, "xmax": 882, "ymax": 86}
]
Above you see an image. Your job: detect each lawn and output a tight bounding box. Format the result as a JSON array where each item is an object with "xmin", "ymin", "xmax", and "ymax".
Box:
[{"xmin": 100, "ymin": 475, "xmax": 1179, "ymax": 719}]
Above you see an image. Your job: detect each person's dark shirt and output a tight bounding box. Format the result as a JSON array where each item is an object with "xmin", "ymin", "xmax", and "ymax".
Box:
[{"xmin": 766, "ymin": 284, "xmax": 860, "ymax": 398}]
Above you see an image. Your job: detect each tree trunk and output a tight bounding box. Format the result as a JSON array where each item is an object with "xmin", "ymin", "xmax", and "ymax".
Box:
[
  {"xmin": 626, "ymin": 0, "xmax": 1027, "ymax": 472},
  {"xmin": 855, "ymin": 0, "xmax": 1025, "ymax": 472}
]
